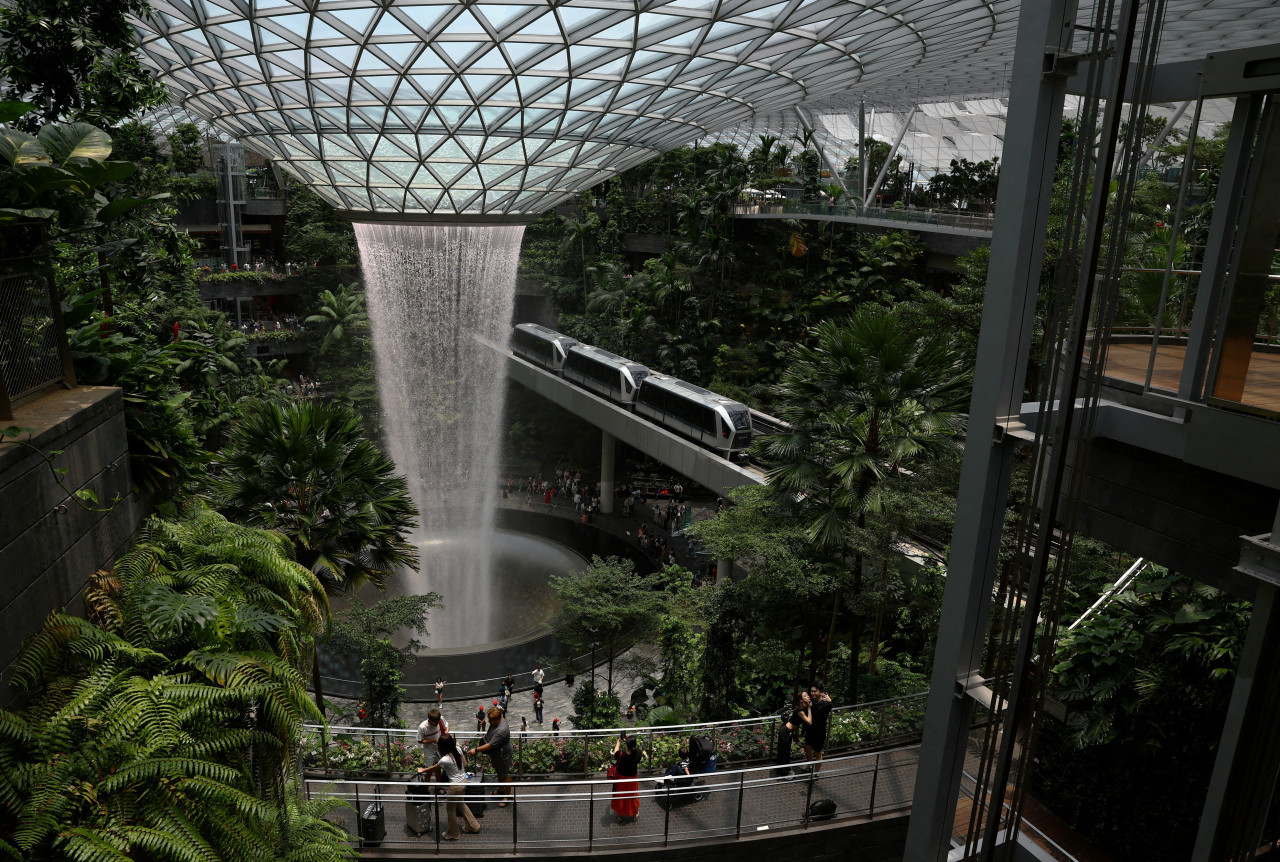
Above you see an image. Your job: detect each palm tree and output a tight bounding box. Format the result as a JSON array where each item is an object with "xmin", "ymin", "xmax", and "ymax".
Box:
[
  {"xmin": 210, "ymin": 400, "xmax": 420, "ymax": 594},
  {"xmin": 306, "ymin": 281, "xmax": 367, "ymax": 356},
  {"xmin": 758, "ymin": 309, "xmax": 969, "ymax": 698},
  {"xmin": 558, "ymin": 209, "xmax": 600, "ymax": 307}
]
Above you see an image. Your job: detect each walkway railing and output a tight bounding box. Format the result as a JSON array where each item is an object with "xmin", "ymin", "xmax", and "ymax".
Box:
[
  {"xmin": 301, "ymin": 692, "xmax": 929, "ymax": 778},
  {"xmin": 304, "ymin": 745, "xmax": 919, "ymax": 853},
  {"xmin": 733, "ymin": 201, "xmax": 996, "ymax": 232},
  {"xmin": 319, "ymin": 651, "xmax": 596, "ymax": 704}
]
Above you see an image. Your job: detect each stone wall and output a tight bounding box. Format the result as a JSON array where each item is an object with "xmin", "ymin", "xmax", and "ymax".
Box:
[{"xmin": 0, "ymin": 387, "xmax": 144, "ymax": 703}]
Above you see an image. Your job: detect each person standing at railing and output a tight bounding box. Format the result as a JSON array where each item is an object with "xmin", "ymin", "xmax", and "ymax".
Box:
[
  {"xmin": 532, "ymin": 663, "xmax": 545, "ymax": 687},
  {"xmin": 610, "ymin": 732, "xmax": 647, "ymax": 824},
  {"xmin": 469, "ymin": 706, "xmax": 513, "ymax": 807},
  {"xmin": 774, "ymin": 690, "xmax": 811, "ymax": 777},
  {"xmin": 806, "ymin": 684, "xmax": 833, "ymax": 773},
  {"xmin": 417, "ymin": 735, "xmax": 480, "ymax": 840}
]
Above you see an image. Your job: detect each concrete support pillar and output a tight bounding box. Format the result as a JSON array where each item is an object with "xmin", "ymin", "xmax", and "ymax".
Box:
[
  {"xmin": 716, "ymin": 558, "xmax": 733, "ymax": 582},
  {"xmin": 600, "ymin": 430, "xmax": 615, "ymax": 514}
]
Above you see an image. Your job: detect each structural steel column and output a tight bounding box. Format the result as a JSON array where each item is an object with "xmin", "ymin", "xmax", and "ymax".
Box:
[
  {"xmin": 858, "ymin": 100, "xmax": 867, "ymax": 201},
  {"xmin": 1193, "ymin": 506, "xmax": 1280, "ymax": 862},
  {"xmin": 903, "ymin": 1, "xmax": 1076, "ymax": 858},
  {"xmin": 599, "ymin": 430, "xmax": 615, "ymax": 514},
  {"xmin": 867, "ymin": 107, "xmax": 919, "ymax": 204}
]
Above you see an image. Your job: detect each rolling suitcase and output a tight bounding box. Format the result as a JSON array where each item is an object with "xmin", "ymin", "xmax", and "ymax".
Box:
[
  {"xmin": 360, "ymin": 801, "xmax": 386, "ymax": 846},
  {"xmin": 405, "ymin": 772, "xmax": 434, "ymax": 836}
]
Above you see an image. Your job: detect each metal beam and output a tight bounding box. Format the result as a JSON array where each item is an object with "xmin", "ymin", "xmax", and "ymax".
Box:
[
  {"xmin": 1134, "ymin": 100, "xmax": 1190, "ymax": 172},
  {"xmin": 866, "ymin": 107, "xmax": 919, "ymax": 204},
  {"xmin": 794, "ymin": 105, "xmax": 848, "ymax": 193},
  {"xmin": 859, "ymin": 100, "xmax": 868, "ymax": 200},
  {"xmin": 903, "ymin": 0, "xmax": 1077, "ymax": 858}
]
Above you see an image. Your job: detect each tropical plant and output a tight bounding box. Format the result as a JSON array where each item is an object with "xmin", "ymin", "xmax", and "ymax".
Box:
[
  {"xmin": 757, "ymin": 309, "xmax": 969, "ymax": 697},
  {"xmin": 0, "ymin": 0, "xmax": 167, "ymax": 129},
  {"xmin": 324, "ymin": 595, "xmax": 442, "ymax": 727},
  {"xmin": 550, "ymin": 556, "xmax": 666, "ymax": 695},
  {"xmin": 306, "ymin": 282, "xmax": 367, "ymax": 356},
  {"xmin": 211, "ymin": 399, "xmax": 420, "ymax": 592},
  {"xmin": 0, "ymin": 102, "xmax": 156, "ymax": 230},
  {"xmin": 0, "ymin": 506, "xmax": 352, "ymax": 862},
  {"xmin": 559, "ymin": 209, "xmax": 600, "ymax": 306}
]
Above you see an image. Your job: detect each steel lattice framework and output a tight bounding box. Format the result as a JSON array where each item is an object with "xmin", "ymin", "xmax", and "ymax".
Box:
[
  {"xmin": 133, "ymin": 0, "xmax": 1280, "ymax": 216},
  {"xmin": 132, "ymin": 0, "xmax": 1019, "ymax": 216}
]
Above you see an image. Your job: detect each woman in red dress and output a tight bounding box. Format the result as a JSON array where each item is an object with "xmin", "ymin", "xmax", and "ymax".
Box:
[{"xmin": 610, "ymin": 733, "xmax": 646, "ymax": 823}]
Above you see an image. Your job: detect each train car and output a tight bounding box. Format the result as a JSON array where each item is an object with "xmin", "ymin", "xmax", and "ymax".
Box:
[
  {"xmin": 511, "ymin": 323, "xmax": 577, "ymax": 373},
  {"xmin": 562, "ymin": 344, "xmax": 650, "ymax": 406},
  {"xmin": 635, "ymin": 373, "xmax": 753, "ymax": 454}
]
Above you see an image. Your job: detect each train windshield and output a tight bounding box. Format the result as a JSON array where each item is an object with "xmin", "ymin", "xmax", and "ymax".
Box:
[{"xmin": 730, "ymin": 410, "xmax": 751, "ymax": 430}]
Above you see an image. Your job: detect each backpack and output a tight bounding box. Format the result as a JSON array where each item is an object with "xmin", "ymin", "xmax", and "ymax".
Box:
[
  {"xmin": 807, "ymin": 799, "xmax": 837, "ymax": 821},
  {"xmin": 688, "ymin": 736, "xmax": 714, "ymax": 768}
]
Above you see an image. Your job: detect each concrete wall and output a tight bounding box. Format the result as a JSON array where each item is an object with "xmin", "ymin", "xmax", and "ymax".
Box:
[
  {"xmin": 0, "ymin": 387, "xmax": 144, "ymax": 702},
  {"xmin": 1069, "ymin": 437, "xmax": 1279, "ymax": 600}
]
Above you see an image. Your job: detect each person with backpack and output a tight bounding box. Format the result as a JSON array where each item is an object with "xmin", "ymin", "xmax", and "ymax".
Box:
[{"xmin": 774, "ymin": 690, "xmax": 811, "ymax": 777}]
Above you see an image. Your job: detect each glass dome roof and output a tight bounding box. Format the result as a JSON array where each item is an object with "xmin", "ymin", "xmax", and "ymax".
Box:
[{"xmin": 132, "ymin": 0, "xmax": 1017, "ymax": 216}]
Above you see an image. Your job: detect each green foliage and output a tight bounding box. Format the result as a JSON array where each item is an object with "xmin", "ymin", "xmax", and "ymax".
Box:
[
  {"xmin": 284, "ymin": 181, "xmax": 358, "ymax": 265},
  {"xmin": 167, "ymin": 122, "xmax": 205, "ymax": 175},
  {"xmin": 306, "ymin": 282, "xmax": 367, "ymax": 356},
  {"xmin": 211, "ymin": 400, "xmax": 420, "ymax": 592},
  {"xmin": 0, "ymin": 506, "xmax": 354, "ymax": 862},
  {"xmin": 1034, "ymin": 571, "xmax": 1249, "ymax": 860},
  {"xmin": 569, "ymin": 682, "xmax": 622, "ymax": 729},
  {"xmin": 550, "ymin": 556, "xmax": 666, "ymax": 693},
  {"xmin": 0, "ymin": 0, "xmax": 167, "ymax": 129},
  {"xmin": 324, "ymin": 594, "xmax": 441, "ymax": 727},
  {"xmin": 0, "ymin": 105, "xmax": 158, "ymax": 230}
]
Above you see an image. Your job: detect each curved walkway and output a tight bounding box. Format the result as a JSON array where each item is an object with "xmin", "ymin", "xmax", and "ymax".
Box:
[{"xmin": 304, "ymin": 746, "xmax": 918, "ymax": 854}]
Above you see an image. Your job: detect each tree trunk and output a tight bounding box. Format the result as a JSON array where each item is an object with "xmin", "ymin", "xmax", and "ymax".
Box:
[
  {"xmin": 869, "ymin": 559, "xmax": 890, "ymax": 675},
  {"xmin": 821, "ymin": 588, "xmax": 842, "ymax": 686},
  {"xmin": 311, "ymin": 649, "xmax": 327, "ymax": 716}
]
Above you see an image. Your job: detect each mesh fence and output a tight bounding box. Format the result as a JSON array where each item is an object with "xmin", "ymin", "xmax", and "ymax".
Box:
[
  {"xmin": 0, "ymin": 270, "xmax": 65, "ymax": 403},
  {"xmin": 302, "ymin": 746, "xmax": 920, "ymax": 852}
]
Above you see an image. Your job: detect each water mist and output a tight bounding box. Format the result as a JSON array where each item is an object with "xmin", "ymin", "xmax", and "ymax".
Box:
[{"xmin": 355, "ymin": 222, "xmax": 524, "ymax": 648}]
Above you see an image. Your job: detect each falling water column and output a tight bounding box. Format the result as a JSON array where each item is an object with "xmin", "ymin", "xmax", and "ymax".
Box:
[{"xmin": 355, "ymin": 222, "xmax": 524, "ymax": 648}]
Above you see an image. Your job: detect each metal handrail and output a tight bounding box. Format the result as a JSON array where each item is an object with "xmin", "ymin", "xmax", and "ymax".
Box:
[
  {"xmin": 305, "ymin": 744, "xmax": 920, "ymax": 853},
  {"xmin": 301, "ymin": 692, "xmax": 930, "ymax": 779},
  {"xmin": 733, "ymin": 201, "xmax": 996, "ymax": 231},
  {"xmin": 307, "ymin": 690, "xmax": 927, "ymax": 739}
]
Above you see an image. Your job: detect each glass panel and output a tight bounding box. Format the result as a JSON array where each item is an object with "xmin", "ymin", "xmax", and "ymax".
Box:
[{"xmin": 1209, "ymin": 102, "xmax": 1280, "ymax": 415}]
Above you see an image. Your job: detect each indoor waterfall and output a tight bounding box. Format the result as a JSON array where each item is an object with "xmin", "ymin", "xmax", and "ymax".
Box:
[{"xmin": 355, "ymin": 222, "xmax": 524, "ymax": 648}]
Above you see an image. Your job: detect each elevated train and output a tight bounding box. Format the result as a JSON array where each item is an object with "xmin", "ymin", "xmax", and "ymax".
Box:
[{"xmin": 511, "ymin": 323, "xmax": 752, "ymax": 456}]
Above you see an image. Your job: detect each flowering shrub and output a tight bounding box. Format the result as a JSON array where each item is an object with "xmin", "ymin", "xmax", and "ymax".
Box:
[{"xmin": 300, "ymin": 696, "xmax": 930, "ymax": 778}]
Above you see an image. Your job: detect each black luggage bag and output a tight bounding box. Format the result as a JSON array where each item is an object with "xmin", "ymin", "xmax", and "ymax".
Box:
[{"xmin": 360, "ymin": 801, "xmax": 386, "ymax": 845}]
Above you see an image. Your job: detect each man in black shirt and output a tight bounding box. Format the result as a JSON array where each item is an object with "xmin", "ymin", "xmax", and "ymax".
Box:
[{"xmin": 806, "ymin": 684, "xmax": 833, "ymax": 772}]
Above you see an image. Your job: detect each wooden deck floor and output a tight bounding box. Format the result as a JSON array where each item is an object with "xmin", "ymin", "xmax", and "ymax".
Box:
[{"xmin": 1103, "ymin": 342, "xmax": 1280, "ymax": 413}]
